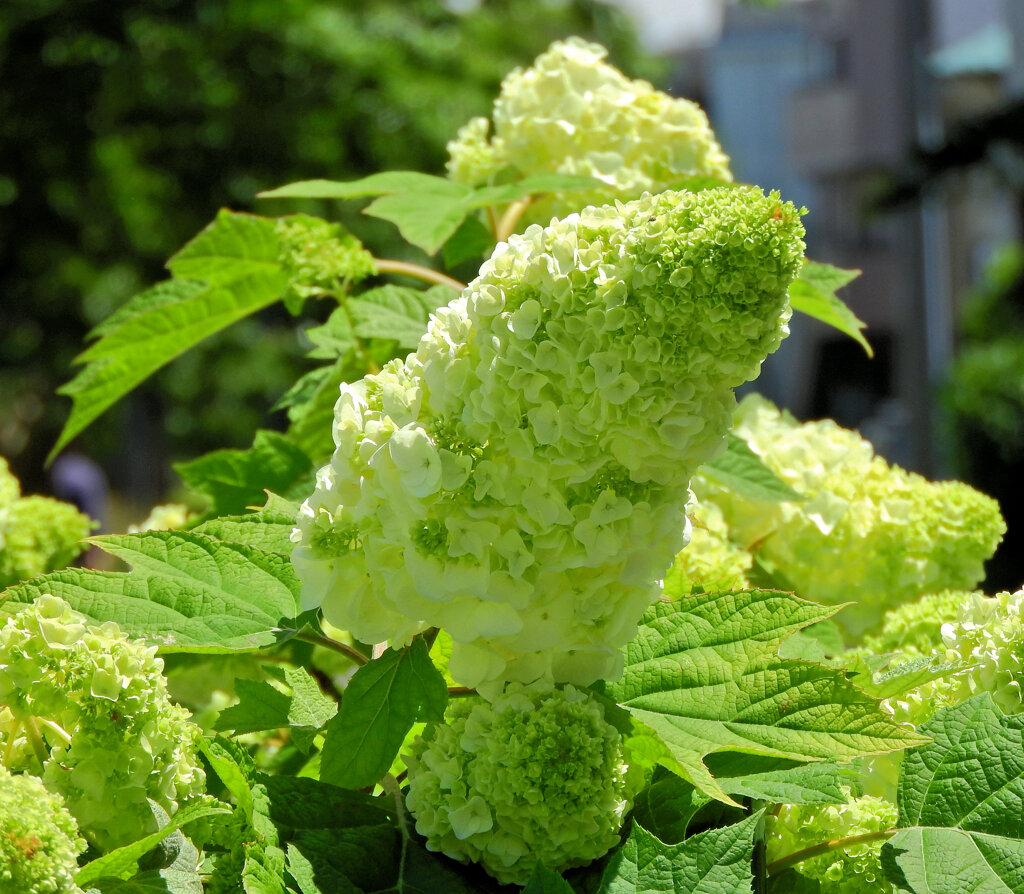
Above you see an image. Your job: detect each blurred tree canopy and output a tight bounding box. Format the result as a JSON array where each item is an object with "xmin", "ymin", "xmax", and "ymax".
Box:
[{"xmin": 0, "ymin": 0, "xmax": 654, "ymax": 498}]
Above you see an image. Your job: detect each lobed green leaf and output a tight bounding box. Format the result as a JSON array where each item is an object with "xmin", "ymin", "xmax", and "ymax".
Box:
[
  {"xmin": 214, "ymin": 666, "xmax": 337, "ymax": 752},
  {"xmin": 191, "ymin": 511, "xmax": 297, "ymax": 555},
  {"xmin": 602, "ymin": 590, "xmax": 927, "ymax": 805},
  {"xmin": 597, "ymin": 813, "xmax": 762, "ymax": 894}
]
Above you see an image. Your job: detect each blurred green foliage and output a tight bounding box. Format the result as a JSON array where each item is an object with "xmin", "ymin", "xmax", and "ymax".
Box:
[
  {"xmin": 0, "ymin": 0, "xmax": 654, "ymax": 497},
  {"xmin": 944, "ymin": 243, "xmax": 1024, "ymax": 590}
]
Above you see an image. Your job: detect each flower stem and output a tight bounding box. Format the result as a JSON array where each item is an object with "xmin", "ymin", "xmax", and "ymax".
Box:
[
  {"xmin": 373, "ymin": 258, "xmax": 466, "ymax": 292},
  {"xmin": 22, "ymin": 715, "xmax": 50, "ymax": 768},
  {"xmin": 766, "ymin": 829, "xmax": 898, "ymax": 877},
  {"xmin": 298, "ymin": 630, "xmax": 369, "ymax": 666},
  {"xmin": 447, "ymin": 686, "xmax": 477, "ymax": 698},
  {"xmin": 496, "ymin": 198, "xmax": 531, "ymax": 242}
]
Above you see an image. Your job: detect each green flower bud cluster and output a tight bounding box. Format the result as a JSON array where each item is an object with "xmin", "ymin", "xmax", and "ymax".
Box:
[
  {"xmin": 663, "ymin": 498, "xmax": 752, "ymax": 597},
  {"xmin": 0, "ymin": 765, "xmax": 85, "ymax": 894},
  {"xmin": 276, "ymin": 214, "xmax": 376, "ymax": 306},
  {"xmin": 0, "ymin": 595, "xmax": 205, "ymax": 853},
  {"xmin": 293, "ymin": 186, "xmax": 805, "ymax": 691},
  {"xmin": 766, "ymin": 787, "xmax": 898, "ymax": 894},
  {"xmin": 0, "ymin": 459, "xmax": 93, "ymax": 589},
  {"xmin": 694, "ymin": 395, "xmax": 1005, "ymax": 637},
  {"xmin": 446, "ymin": 38, "xmax": 732, "ymax": 221},
  {"xmin": 404, "ymin": 685, "xmax": 636, "ymax": 885}
]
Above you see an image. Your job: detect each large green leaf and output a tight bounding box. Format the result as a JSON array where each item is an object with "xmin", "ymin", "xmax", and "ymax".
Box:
[
  {"xmin": 51, "ymin": 212, "xmax": 288, "ymax": 462},
  {"xmin": 175, "ymin": 430, "xmax": 314, "ymax": 517},
  {"xmin": 257, "ymin": 775, "xmax": 392, "ymax": 832},
  {"xmin": 597, "ymin": 813, "xmax": 762, "ymax": 894},
  {"xmin": 788, "ymin": 261, "xmax": 871, "ymax": 356},
  {"xmin": 319, "ymin": 638, "xmax": 448, "ymax": 790},
  {"xmin": 883, "ymin": 694, "xmax": 1024, "ymax": 893},
  {"xmin": 602, "ymin": 590, "xmax": 927, "ymax": 804},
  {"xmin": 1, "ymin": 531, "xmax": 303, "ymax": 652},
  {"xmin": 191, "ymin": 512, "xmax": 297, "ymax": 556},
  {"xmin": 699, "ymin": 433, "xmax": 803, "ymax": 502}
]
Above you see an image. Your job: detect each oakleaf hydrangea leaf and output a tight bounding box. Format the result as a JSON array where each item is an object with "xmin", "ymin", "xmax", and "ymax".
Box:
[
  {"xmin": 1, "ymin": 531, "xmax": 303, "ymax": 652},
  {"xmin": 602, "ymin": 590, "xmax": 927, "ymax": 805},
  {"xmin": 597, "ymin": 813, "xmax": 762, "ymax": 894},
  {"xmin": 883, "ymin": 694, "xmax": 1024, "ymax": 893},
  {"xmin": 320, "ymin": 637, "xmax": 447, "ymax": 790}
]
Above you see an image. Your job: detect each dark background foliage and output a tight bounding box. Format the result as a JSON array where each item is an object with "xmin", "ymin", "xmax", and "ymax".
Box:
[{"xmin": 0, "ymin": 0, "xmax": 653, "ymax": 501}]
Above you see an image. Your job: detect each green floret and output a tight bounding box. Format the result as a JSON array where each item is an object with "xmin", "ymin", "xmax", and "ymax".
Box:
[
  {"xmin": 941, "ymin": 587, "xmax": 1024, "ymax": 714},
  {"xmin": 0, "ymin": 459, "xmax": 94, "ymax": 588},
  {"xmin": 766, "ymin": 787, "xmax": 897, "ymax": 894},
  {"xmin": 404, "ymin": 684, "xmax": 638, "ymax": 885},
  {"xmin": 861, "ymin": 590, "xmax": 976, "ymax": 655},
  {"xmin": 0, "ymin": 595, "xmax": 205, "ymax": 853},
  {"xmin": 694, "ymin": 394, "xmax": 1005, "ymax": 637},
  {"xmin": 0, "ymin": 766, "xmax": 85, "ymax": 894}
]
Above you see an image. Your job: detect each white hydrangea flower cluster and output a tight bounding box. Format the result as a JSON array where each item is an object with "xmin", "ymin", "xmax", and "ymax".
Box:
[
  {"xmin": 663, "ymin": 498, "xmax": 752, "ymax": 597},
  {"xmin": 0, "ymin": 765, "xmax": 85, "ymax": 894},
  {"xmin": 766, "ymin": 787, "xmax": 898, "ymax": 894},
  {"xmin": 0, "ymin": 595, "xmax": 205, "ymax": 853},
  {"xmin": 939, "ymin": 587, "xmax": 1024, "ymax": 715},
  {"xmin": 404, "ymin": 684, "xmax": 636, "ymax": 885},
  {"xmin": 694, "ymin": 395, "xmax": 1006, "ymax": 637},
  {"xmin": 446, "ymin": 38, "xmax": 731, "ymax": 220},
  {"xmin": 292, "ymin": 186, "xmax": 805, "ymax": 691}
]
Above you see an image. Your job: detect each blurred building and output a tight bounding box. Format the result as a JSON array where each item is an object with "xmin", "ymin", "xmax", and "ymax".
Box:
[{"xmin": 620, "ymin": 0, "xmax": 1024, "ymax": 475}]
